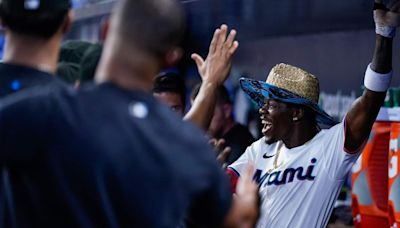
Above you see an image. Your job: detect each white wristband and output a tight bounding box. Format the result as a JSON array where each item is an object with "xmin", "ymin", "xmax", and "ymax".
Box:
[
  {"xmin": 364, "ymin": 64, "xmax": 392, "ymax": 92},
  {"xmin": 376, "ymin": 23, "xmax": 396, "ymax": 38}
]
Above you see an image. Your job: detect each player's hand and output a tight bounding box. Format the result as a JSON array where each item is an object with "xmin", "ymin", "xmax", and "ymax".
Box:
[
  {"xmin": 374, "ymin": 0, "xmax": 400, "ymax": 28},
  {"xmin": 191, "ymin": 24, "xmax": 239, "ymax": 86},
  {"xmin": 235, "ymin": 164, "xmax": 260, "ymax": 228},
  {"xmin": 209, "ymin": 138, "xmax": 231, "ymax": 168}
]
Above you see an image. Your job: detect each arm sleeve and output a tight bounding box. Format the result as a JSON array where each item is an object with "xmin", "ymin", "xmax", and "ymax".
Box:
[
  {"xmin": 228, "ymin": 142, "xmax": 257, "ymax": 176},
  {"xmin": 321, "ymin": 120, "xmax": 364, "ymax": 181},
  {"xmin": 227, "ymin": 141, "xmax": 258, "ymax": 192}
]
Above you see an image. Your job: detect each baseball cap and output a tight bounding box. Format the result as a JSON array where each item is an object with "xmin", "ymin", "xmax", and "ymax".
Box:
[
  {"xmin": 79, "ymin": 43, "xmax": 103, "ymax": 82},
  {"xmin": 56, "ymin": 62, "xmax": 80, "ymax": 84},
  {"xmin": 59, "ymin": 40, "xmax": 93, "ymax": 64},
  {"xmin": 0, "ymin": 0, "xmax": 71, "ymax": 13}
]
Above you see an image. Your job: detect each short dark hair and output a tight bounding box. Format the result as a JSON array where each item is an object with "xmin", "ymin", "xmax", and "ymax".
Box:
[
  {"xmin": 115, "ymin": 0, "xmax": 185, "ymax": 58},
  {"xmin": 190, "ymin": 83, "xmax": 232, "ymax": 105},
  {"xmin": 0, "ymin": 8, "xmax": 69, "ymax": 39},
  {"xmin": 153, "ymin": 72, "xmax": 186, "ymax": 106}
]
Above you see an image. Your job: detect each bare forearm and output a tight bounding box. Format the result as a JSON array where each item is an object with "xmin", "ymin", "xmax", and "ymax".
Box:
[
  {"xmin": 184, "ymin": 82, "xmax": 218, "ymax": 130},
  {"xmin": 371, "ymin": 35, "xmax": 392, "ymax": 73},
  {"xmin": 223, "ymin": 196, "xmax": 258, "ymax": 228},
  {"xmin": 186, "ymin": 25, "xmax": 238, "ymax": 130}
]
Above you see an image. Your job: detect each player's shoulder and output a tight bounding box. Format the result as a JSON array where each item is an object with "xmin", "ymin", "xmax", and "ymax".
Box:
[
  {"xmin": 317, "ymin": 121, "xmax": 345, "ymax": 141},
  {"xmin": 78, "ymin": 82, "xmax": 208, "ymax": 147},
  {"xmin": 145, "ymin": 94, "xmax": 212, "ymax": 156},
  {"xmin": 156, "ymin": 102, "xmax": 209, "ymax": 147},
  {"xmin": 0, "ymin": 82, "xmax": 73, "ymax": 117}
]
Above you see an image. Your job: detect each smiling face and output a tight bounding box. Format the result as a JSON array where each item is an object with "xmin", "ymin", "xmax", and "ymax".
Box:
[{"xmin": 259, "ymin": 99, "xmax": 294, "ymax": 144}]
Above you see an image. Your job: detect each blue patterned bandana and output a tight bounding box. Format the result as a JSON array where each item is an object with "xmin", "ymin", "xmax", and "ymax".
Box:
[{"xmin": 240, "ymin": 77, "xmax": 337, "ymax": 127}]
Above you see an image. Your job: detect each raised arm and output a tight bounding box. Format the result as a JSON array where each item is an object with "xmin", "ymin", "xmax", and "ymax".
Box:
[
  {"xmin": 345, "ymin": 0, "xmax": 400, "ymax": 152},
  {"xmin": 184, "ymin": 24, "xmax": 239, "ymax": 130}
]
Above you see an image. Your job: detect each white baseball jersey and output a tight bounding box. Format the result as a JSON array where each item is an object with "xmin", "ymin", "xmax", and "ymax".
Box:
[{"xmin": 228, "ymin": 121, "xmax": 362, "ymax": 228}]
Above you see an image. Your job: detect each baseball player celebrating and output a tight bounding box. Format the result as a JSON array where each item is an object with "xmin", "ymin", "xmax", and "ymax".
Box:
[{"xmin": 227, "ymin": 0, "xmax": 400, "ymax": 227}]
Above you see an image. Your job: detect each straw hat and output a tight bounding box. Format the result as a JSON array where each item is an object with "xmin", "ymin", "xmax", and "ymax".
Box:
[
  {"xmin": 240, "ymin": 63, "xmax": 336, "ymax": 126},
  {"xmin": 266, "ymin": 63, "xmax": 319, "ymax": 103}
]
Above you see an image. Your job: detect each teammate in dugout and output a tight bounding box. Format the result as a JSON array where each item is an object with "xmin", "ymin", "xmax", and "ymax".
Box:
[
  {"xmin": 0, "ymin": 0, "xmax": 71, "ymax": 98},
  {"xmin": 0, "ymin": 0, "xmax": 260, "ymax": 227},
  {"xmin": 226, "ymin": 0, "xmax": 400, "ymax": 227}
]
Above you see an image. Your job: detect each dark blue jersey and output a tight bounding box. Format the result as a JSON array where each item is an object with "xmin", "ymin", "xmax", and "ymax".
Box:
[
  {"xmin": 0, "ymin": 63, "xmax": 65, "ymax": 98},
  {"xmin": 0, "ymin": 62, "xmax": 67, "ymax": 227},
  {"xmin": 0, "ymin": 83, "xmax": 231, "ymax": 227}
]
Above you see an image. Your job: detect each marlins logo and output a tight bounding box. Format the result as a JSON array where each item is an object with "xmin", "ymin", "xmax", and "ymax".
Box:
[{"xmin": 254, "ymin": 158, "xmax": 317, "ymax": 187}]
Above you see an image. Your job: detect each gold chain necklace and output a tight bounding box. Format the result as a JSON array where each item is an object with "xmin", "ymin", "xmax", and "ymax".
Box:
[{"xmin": 267, "ymin": 143, "xmax": 284, "ymax": 173}]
